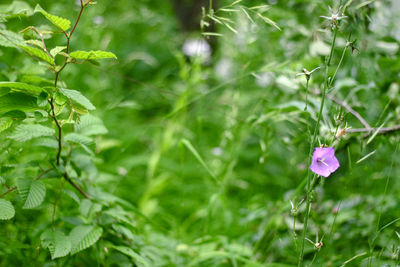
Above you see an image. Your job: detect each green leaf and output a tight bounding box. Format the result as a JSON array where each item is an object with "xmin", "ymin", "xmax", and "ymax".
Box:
[
  {"xmin": 111, "ymin": 246, "xmax": 151, "ymax": 267},
  {"xmin": 9, "ymin": 124, "xmax": 55, "ymax": 142},
  {"xmin": 180, "ymin": 138, "xmax": 218, "ymax": 183},
  {"xmin": 41, "ymin": 230, "xmax": 71, "ymax": 259},
  {"xmin": 34, "ymin": 4, "xmax": 71, "ymax": 31},
  {"xmin": 0, "ymin": 117, "xmax": 13, "ymax": 133},
  {"xmin": 69, "ymin": 225, "xmax": 103, "ymax": 255},
  {"xmin": 20, "ymin": 45, "xmax": 54, "ymax": 65},
  {"xmin": 0, "ymin": 29, "xmax": 25, "ymax": 48},
  {"xmin": 64, "ymin": 133, "xmax": 93, "ymax": 145},
  {"xmin": 25, "ymin": 39, "xmax": 44, "ymax": 49},
  {"xmin": 50, "ymin": 46, "xmax": 66, "ymax": 57},
  {"xmin": 59, "ymin": 88, "xmax": 95, "ymax": 111},
  {"xmin": 0, "ymin": 93, "xmax": 37, "ymax": 114},
  {"xmin": 3, "ymin": 110, "xmax": 27, "ymax": 120},
  {"xmin": 76, "ymin": 114, "xmax": 108, "ymax": 136},
  {"xmin": 17, "ymin": 179, "xmax": 46, "ymax": 209},
  {"xmin": 0, "ymin": 199, "xmax": 15, "ymax": 220},
  {"xmin": 0, "ymin": 82, "xmax": 43, "ymax": 95},
  {"xmin": 69, "ymin": 50, "xmax": 117, "ymax": 60},
  {"xmin": 1, "ymin": 1, "xmax": 34, "ymax": 16}
]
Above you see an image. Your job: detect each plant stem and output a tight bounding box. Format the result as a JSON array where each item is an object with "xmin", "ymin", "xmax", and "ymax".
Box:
[
  {"xmin": 298, "ymin": 25, "xmax": 339, "ymax": 267},
  {"xmin": 48, "ymin": 98, "xmax": 63, "ymax": 165},
  {"xmin": 66, "ymin": 0, "xmax": 85, "ymax": 54},
  {"xmin": 47, "ymin": 0, "xmax": 90, "ymax": 199},
  {"xmin": 63, "ymin": 173, "xmax": 90, "ymax": 199},
  {"xmin": 329, "ymin": 45, "xmax": 347, "ymax": 88}
]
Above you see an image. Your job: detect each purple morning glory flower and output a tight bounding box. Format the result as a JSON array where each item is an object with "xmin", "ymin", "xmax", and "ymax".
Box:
[{"xmin": 309, "ymin": 147, "xmax": 340, "ymax": 177}]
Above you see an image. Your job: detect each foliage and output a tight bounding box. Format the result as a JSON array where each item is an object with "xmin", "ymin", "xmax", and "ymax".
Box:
[{"xmin": 1, "ymin": 0, "xmax": 400, "ymax": 266}]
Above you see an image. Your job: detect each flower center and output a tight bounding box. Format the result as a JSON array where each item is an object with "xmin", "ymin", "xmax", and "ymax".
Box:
[{"xmin": 317, "ymin": 158, "xmax": 329, "ymax": 167}]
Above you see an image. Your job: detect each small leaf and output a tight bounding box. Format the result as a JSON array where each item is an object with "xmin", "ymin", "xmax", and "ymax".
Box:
[
  {"xmin": 20, "ymin": 45, "xmax": 54, "ymax": 65},
  {"xmin": 17, "ymin": 179, "xmax": 46, "ymax": 209},
  {"xmin": 0, "ymin": 199, "xmax": 15, "ymax": 220},
  {"xmin": 0, "ymin": 82, "xmax": 43, "ymax": 95},
  {"xmin": 356, "ymin": 150, "xmax": 376, "ymax": 164},
  {"xmin": 59, "ymin": 88, "xmax": 95, "ymax": 111},
  {"xmin": 50, "ymin": 46, "xmax": 66, "ymax": 57},
  {"xmin": 70, "ymin": 225, "xmax": 103, "ymax": 254},
  {"xmin": 0, "ymin": 117, "xmax": 13, "ymax": 133},
  {"xmin": 9, "ymin": 124, "xmax": 55, "ymax": 142},
  {"xmin": 181, "ymin": 138, "xmax": 218, "ymax": 183},
  {"xmin": 34, "ymin": 4, "xmax": 71, "ymax": 31},
  {"xmin": 69, "ymin": 50, "xmax": 117, "ymax": 60}
]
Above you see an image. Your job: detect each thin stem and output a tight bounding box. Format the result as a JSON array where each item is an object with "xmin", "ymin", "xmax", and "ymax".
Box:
[
  {"xmin": 52, "ymin": 179, "xmax": 65, "ymax": 228},
  {"xmin": 30, "ymin": 26, "xmax": 53, "ymax": 63},
  {"xmin": 66, "ymin": 0, "xmax": 85, "ymax": 54},
  {"xmin": 298, "ymin": 25, "xmax": 339, "ymax": 267},
  {"xmin": 305, "ymin": 78, "xmax": 310, "ymax": 111},
  {"xmin": 48, "ymin": 98, "xmax": 63, "ymax": 165},
  {"xmin": 329, "ymin": 46, "xmax": 347, "ymax": 87},
  {"xmin": 63, "ymin": 173, "xmax": 90, "ymax": 199},
  {"xmin": 346, "ymin": 124, "xmax": 400, "ymax": 134},
  {"xmin": 328, "ymin": 94, "xmax": 371, "ymax": 130}
]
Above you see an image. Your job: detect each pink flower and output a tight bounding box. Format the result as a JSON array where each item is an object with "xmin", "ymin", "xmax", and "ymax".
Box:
[{"xmin": 309, "ymin": 147, "xmax": 340, "ymax": 177}]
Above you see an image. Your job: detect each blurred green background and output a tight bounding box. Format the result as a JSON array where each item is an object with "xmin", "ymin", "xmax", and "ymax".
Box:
[{"xmin": 1, "ymin": 0, "xmax": 400, "ymax": 266}]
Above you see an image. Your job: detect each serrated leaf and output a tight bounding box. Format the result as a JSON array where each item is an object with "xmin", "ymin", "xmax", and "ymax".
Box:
[
  {"xmin": 0, "ymin": 117, "xmax": 13, "ymax": 133},
  {"xmin": 0, "ymin": 29, "xmax": 25, "ymax": 48},
  {"xmin": 69, "ymin": 225, "xmax": 103, "ymax": 254},
  {"xmin": 20, "ymin": 45, "xmax": 54, "ymax": 65},
  {"xmin": 17, "ymin": 179, "xmax": 46, "ymax": 209},
  {"xmin": 76, "ymin": 114, "xmax": 107, "ymax": 136},
  {"xmin": 41, "ymin": 229, "xmax": 71, "ymax": 259},
  {"xmin": 0, "ymin": 199, "xmax": 15, "ymax": 220},
  {"xmin": 64, "ymin": 133, "xmax": 93, "ymax": 145},
  {"xmin": 0, "ymin": 93, "xmax": 37, "ymax": 114},
  {"xmin": 59, "ymin": 88, "xmax": 95, "ymax": 111},
  {"xmin": 69, "ymin": 50, "xmax": 117, "ymax": 60},
  {"xmin": 34, "ymin": 4, "xmax": 71, "ymax": 31},
  {"xmin": 9, "ymin": 124, "xmax": 55, "ymax": 142},
  {"xmin": 0, "ymin": 82, "xmax": 43, "ymax": 95},
  {"xmin": 50, "ymin": 46, "xmax": 66, "ymax": 57}
]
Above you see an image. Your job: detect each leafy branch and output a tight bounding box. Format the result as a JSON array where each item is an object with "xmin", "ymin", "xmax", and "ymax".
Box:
[
  {"xmin": 47, "ymin": 0, "xmax": 91, "ymax": 199},
  {"xmin": 0, "ymin": 167, "xmax": 54, "ymax": 198}
]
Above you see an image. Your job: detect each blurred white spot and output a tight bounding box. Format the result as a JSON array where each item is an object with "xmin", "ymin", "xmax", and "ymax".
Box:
[
  {"xmin": 212, "ymin": 147, "xmax": 223, "ymax": 156},
  {"xmin": 215, "ymin": 58, "xmax": 233, "ymax": 80},
  {"xmin": 182, "ymin": 38, "xmax": 211, "ymax": 60},
  {"xmin": 256, "ymin": 72, "xmax": 274, "ymax": 87},
  {"xmin": 117, "ymin": 167, "xmax": 127, "ymax": 176},
  {"xmin": 93, "ymin": 16, "xmax": 104, "ymax": 25}
]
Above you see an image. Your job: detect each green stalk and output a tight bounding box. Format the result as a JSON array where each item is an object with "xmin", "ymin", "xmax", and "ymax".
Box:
[
  {"xmin": 329, "ymin": 45, "xmax": 348, "ymax": 88},
  {"xmin": 297, "ymin": 25, "xmax": 338, "ymax": 267}
]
